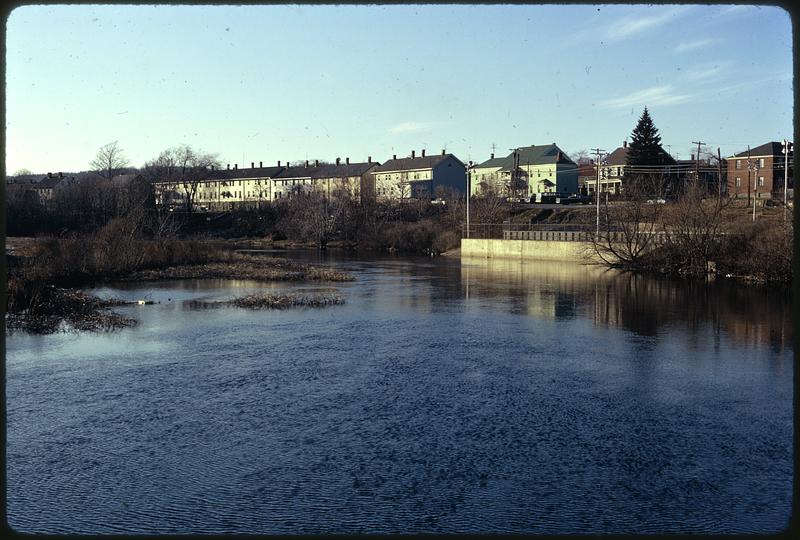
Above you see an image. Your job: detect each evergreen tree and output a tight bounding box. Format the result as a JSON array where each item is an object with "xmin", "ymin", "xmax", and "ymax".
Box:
[{"xmin": 625, "ymin": 107, "xmax": 675, "ymax": 167}]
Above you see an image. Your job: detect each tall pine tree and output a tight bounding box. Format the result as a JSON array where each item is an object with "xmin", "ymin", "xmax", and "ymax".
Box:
[{"xmin": 625, "ymin": 107, "xmax": 675, "ymax": 166}]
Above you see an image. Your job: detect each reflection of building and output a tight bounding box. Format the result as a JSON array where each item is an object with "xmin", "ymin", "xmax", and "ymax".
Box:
[
  {"xmin": 726, "ymin": 141, "xmax": 793, "ymax": 200},
  {"xmin": 469, "ymin": 143, "xmax": 578, "ymax": 198},
  {"xmin": 371, "ymin": 150, "xmax": 465, "ymax": 201}
]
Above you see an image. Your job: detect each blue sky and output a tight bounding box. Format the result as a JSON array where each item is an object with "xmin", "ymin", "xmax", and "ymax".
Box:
[{"xmin": 5, "ymin": 3, "xmax": 793, "ymax": 174}]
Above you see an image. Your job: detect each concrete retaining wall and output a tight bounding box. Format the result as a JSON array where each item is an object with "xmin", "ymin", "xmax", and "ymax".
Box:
[{"xmin": 461, "ymin": 238, "xmax": 599, "ymax": 262}]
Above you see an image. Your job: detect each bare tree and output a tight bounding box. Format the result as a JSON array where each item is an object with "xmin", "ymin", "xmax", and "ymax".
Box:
[
  {"xmin": 143, "ymin": 145, "xmax": 220, "ymax": 212},
  {"xmin": 90, "ymin": 141, "xmax": 130, "ymax": 180},
  {"xmin": 568, "ymin": 149, "xmax": 592, "ymax": 165},
  {"xmin": 659, "ymin": 180, "xmax": 732, "ymax": 276},
  {"xmin": 592, "ymin": 180, "xmax": 667, "ymax": 269}
]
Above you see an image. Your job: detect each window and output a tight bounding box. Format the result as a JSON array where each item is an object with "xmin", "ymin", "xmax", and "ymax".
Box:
[
  {"xmin": 758, "ymin": 158, "xmax": 765, "ymax": 168},
  {"xmin": 758, "ymin": 176, "xmax": 764, "ymax": 187},
  {"xmin": 735, "ymin": 177, "xmax": 741, "ymax": 187},
  {"xmin": 736, "ymin": 160, "xmax": 742, "ymax": 170}
]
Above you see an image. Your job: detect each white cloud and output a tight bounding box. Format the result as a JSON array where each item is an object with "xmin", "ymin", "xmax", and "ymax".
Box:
[
  {"xmin": 684, "ymin": 61, "xmax": 731, "ymax": 81},
  {"xmin": 389, "ymin": 121, "xmax": 437, "ymax": 135},
  {"xmin": 675, "ymin": 38, "xmax": 722, "ymax": 53},
  {"xmin": 719, "ymin": 5, "xmax": 753, "ymax": 16},
  {"xmin": 596, "ymin": 85, "xmax": 693, "ymax": 109},
  {"xmin": 608, "ymin": 5, "xmax": 693, "ymax": 41}
]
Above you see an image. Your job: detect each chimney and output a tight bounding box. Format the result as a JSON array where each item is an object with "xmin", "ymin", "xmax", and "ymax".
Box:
[
  {"xmin": 393, "ymin": 154, "xmax": 397, "ymax": 160},
  {"xmin": 441, "ymin": 149, "xmax": 446, "ymax": 155},
  {"xmin": 336, "ymin": 157, "xmax": 341, "ymax": 165},
  {"xmin": 691, "ymin": 153, "xmax": 695, "ymax": 161},
  {"xmin": 346, "ymin": 157, "xmax": 350, "ymax": 164},
  {"xmin": 412, "ymin": 150, "xmax": 415, "ymax": 158},
  {"xmin": 211, "ymin": 165, "xmax": 214, "ymax": 170},
  {"xmin": 277, "ymin": 161, "xmax": 281, "ymax": 167},
  {"xmin": 251, "ymin": 162, "xmax": 255, "ymax": 169},
  {"xmin": 368, "ymin": 156, "xmax": 372, "ymax": 163},
  {"xmin": 47, "ymin": 172, "xmax": 52, "ymax": 178},
  {"xmin": 315, "ymin": 159, "xmax": 319, "ymax": 167},
  {"xmin": 227, "ymin": 164, "xmax": 230, "ymax": 170},
  {"xmin": 422, "ymin": 149, "xmax": 426, "ymax": 157},
  {"xmin": 259, "ymin": 161, "xmax": 263, "ymax": 168},
  {"xmin": 234, "ymin": 163, "xmax": 238, "ymax": 170},
  {"xmin": 491, "ymin": 153, "xmax": 494, "ymax": 159},
  {"xmin": 305, "ymin": 160, "xmax": 309, "ymax": 168},
  {"xmin": 58, "ymin": 172, "xmax": 63, "ymax": 178},
  {"xmin": 623, "ymin": 140, "xmax": 627, "ymax": 149}
]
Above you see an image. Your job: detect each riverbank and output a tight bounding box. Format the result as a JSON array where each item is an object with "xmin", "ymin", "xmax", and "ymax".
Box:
[{"xmin": 5, "ymin": 236, "xmax": 355, "ymax": 334}]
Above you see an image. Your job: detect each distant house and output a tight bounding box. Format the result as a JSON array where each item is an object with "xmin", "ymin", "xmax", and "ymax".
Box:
[
  {"xmin": 726, "ymin": 141, "xmax": 793, "ymax": 201},
  {"xmin": 371, "ymin": 150, "xmax": 466, "ymax": 201},
  {"xmin": 469, "ymin": 153, "xmax": 510, "ymax": 196},
  {"xmin": 32, "ymin": 172, "xmax": 67, "ymax": 205},
  {"xmin": 469, "ymin": 143, "xmax": 578, "ymax": 199},
  {"xmin": 594, "ymin": 142, "xmax": 629, "ymax": 195},
  {"xmin": 154, "ymin": 162, "xmax": 284, "ymax": 210},
  {"xmin": 207, "ymin": 163, "xmax": 285, "ymax": 209},
  {"xmin": 273, "ymin": 158, "xmax": 378, "ymax": 202},
  {"xmin": 577, "ymin": 162, "xmax": 597, "ymax": 195}
]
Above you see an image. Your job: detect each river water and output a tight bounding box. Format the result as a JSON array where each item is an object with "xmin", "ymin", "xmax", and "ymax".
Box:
[{"xmin": 5, "ymin": 251, "xmax": 793, "ymax": 534}]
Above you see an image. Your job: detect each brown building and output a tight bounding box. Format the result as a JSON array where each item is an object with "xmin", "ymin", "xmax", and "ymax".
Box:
[{"xmin": 726, "ymin": 141, "xmax": 793, "ymax": 201}]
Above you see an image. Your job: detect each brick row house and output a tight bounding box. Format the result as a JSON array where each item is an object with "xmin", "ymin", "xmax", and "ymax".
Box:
[{"xmin": 726, "ymin": 141, "xmax": 793, "ymax": 201}]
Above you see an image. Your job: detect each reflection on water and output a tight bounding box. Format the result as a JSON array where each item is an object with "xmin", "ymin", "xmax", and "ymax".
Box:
[
  {"xmin": 5, "ymin": 250, "xmax": 793, "ymax": 534},
  {"xmin": 461, "ymin": 256, "xmax": 792, "ymax": 353}
]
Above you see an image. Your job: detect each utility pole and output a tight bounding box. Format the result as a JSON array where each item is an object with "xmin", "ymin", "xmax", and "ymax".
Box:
[
  {"xmin": 465, "ymin": 162, "xmax": 470, "ymax": 238},
  {"xmin": 591, "ymin": 148, "xmax": 605, "ymax": 235},
  {"xmin": 783, "ymin": 139, "xmax": 793, "ymax": 220},
  {"xmin": 692, "ymin": 140, "xmax": 705, "ymax": 187},
  {"xmin": 717, "ymin": 147, "xmax": 723, "ymax": 199},
  {"xmin": 746, "ymin": 145, "xmax": 752, "ymax": 207}
]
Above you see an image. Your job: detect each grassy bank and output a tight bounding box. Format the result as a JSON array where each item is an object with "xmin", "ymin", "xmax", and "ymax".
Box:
[{"xmin": 6, "ymin": 217, "xmax": 355, "ymax": 333}]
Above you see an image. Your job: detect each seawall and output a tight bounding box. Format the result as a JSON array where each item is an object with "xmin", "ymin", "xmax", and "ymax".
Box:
[{"xmin": 460, "ymin": 238, "xmax": 600, "ymax": 262}]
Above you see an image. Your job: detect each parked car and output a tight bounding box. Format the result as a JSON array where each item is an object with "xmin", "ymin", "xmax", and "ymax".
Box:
[
  {"xmin": 539, "ymin": 194, "xmax": 557, "ymax": 204},
  {"xmin": 561, "ymin": 194, "xmax": 590, "ymax": 205},
  {"xmin": 646, "ymin": 198, "xmax": 666, "ymax": 204}
]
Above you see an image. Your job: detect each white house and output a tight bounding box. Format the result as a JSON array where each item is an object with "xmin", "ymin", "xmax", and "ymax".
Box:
[
  {"xmin": 370, "ymin": 149, "xmax": 466, "ymax": 201},
  {"xmin": 470, "ymin": 143, "xmax": 578, "ymax": 199}
]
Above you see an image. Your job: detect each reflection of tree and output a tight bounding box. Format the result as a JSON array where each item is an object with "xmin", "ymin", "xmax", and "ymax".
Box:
[{"xmin": 460, "ymin": 257, "xmax": 792, "ymax": 350}]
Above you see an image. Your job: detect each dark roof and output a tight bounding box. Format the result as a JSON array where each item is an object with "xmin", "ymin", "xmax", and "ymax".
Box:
[
  {"xmin": 731, "ymin": 141, "xmax": 788, "ymax": 158},
  {"xmin": 35, "ymin": 177, "xmax": 62, "ymax": 189},
  {"xmin": 474, "ymin": 156, "xmax": 513, "ymax": 169},
  {"xmin": 513, "ymin": 144, "xmax": 576, "ymax": 166},
  {"xmin": 207, "ymin": 166, "xmax": 285, "ymax": 180},
  {"xmin": 477, "ymin": 144, "xmax": 575, "ymax": 170},
  {"xmin": 372, "ymin": 153, "xmax": 463, "ymax": 173},
  {"xmin": 110, "ymin": 174, "xmax": 144, "ymax": 188},
  {"xmin": 276, "ymin": 162, "xmax": 377, "ymax": 179},
  {"xmin": 605, "ymin": 146, "xmax": 628, "ymax": 166},
  {"xmin": 578, "ymin": 163, "xmax": 596, "ymax": 177}
]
